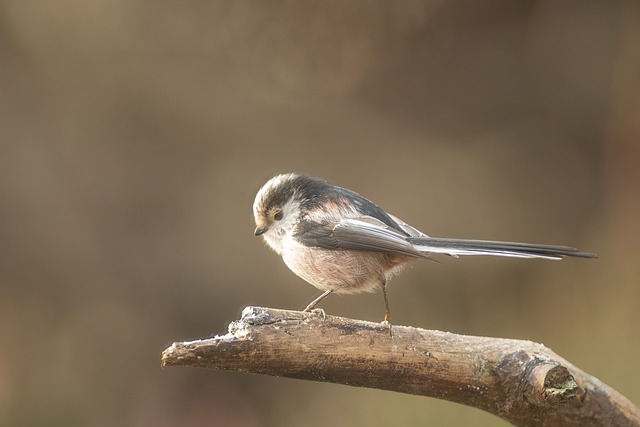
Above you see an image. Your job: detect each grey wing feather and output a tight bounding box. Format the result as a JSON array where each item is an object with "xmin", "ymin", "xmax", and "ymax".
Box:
[
  {"xmin": 387, "ymin": 213, "xmax": 430, "ymax": 238},
  {"xmin": 296, "ymin": 217, "xmax": 597, "ymax": 260},
  {"xmin": 296, "ymin": 217, "xmax": 427, "ymax": 258}
]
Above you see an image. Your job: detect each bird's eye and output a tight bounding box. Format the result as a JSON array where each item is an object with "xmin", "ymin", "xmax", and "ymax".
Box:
[{"xmin": 273, "ymin": 210, "xmax": 283, "ymax": 221}]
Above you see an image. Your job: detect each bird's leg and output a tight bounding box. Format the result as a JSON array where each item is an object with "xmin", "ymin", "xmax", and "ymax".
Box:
[
  {"xmin": 381, "ymin": 281, "xmax": 393, "ymax": 336},
  {"xmin": 303, "ymin": 290, "xmax": 332, "ymax": 319},
  {"xmin": 381, "ymin": 280, "xmax": 391, "ymax": 323}
]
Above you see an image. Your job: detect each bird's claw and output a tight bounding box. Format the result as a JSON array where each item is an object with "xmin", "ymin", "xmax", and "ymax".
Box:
[
  {"xmin": 381, "ymin": 319, "xmax": 392, "ymax": 336},
  {"xmin": 308, "ymin": 308, "xmax": 326, "ymax": 321}
]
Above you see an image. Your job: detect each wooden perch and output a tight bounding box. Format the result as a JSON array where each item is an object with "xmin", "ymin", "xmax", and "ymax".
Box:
[{"xmin": 162, "ymin": 306, "xmax": 640, "ymax": 427}]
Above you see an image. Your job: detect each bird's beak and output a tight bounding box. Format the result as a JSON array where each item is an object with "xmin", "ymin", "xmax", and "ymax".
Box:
[{"xmin": 254, "ymin": 226, "xmax": 267, "ymax": 236}]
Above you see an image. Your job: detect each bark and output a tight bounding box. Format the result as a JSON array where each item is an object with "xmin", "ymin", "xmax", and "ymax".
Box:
[{"xmin": 162, "ymin": 306, "xmax": 640, "ymax": 427}]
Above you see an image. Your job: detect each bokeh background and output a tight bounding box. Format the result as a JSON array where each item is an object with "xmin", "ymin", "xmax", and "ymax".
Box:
[{"xmin": 1, "ymin": 1, "xmax": 639, "ymax": 426}]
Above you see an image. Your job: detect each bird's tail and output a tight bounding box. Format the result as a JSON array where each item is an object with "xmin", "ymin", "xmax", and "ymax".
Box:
[{"xmin": 407, "ymin": 237, "xmax": 597, "ymax": 260}]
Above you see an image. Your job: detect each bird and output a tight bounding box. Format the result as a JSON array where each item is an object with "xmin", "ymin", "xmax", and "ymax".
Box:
[{"xmin": 252, "ymin": 173, "xmax": 597, "ymax": 322}]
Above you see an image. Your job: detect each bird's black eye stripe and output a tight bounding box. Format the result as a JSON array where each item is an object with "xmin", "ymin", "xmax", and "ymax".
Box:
[{"xmin": 273, "ymin": 210, "xmax": 284, "ymax": 221}]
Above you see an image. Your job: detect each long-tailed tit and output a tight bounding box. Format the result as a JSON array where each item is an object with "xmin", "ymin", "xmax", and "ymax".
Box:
[{"xmin": 253, "ymin": 173, "xmax": 596, "ymax": 322}]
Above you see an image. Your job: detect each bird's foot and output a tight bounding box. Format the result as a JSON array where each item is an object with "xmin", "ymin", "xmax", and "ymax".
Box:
[
  {"xmin": 381, "ymin": 319, "xmax": 392, "ymax": 337},
  {"xmin": 306, "ymin": 307, "xmax": 326, "ymax": 321}
]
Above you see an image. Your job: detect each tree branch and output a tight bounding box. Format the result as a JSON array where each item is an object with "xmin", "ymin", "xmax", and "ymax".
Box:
[{"xmin": 162, "ymin": 306, "xmax": 640, "ymax": 427}]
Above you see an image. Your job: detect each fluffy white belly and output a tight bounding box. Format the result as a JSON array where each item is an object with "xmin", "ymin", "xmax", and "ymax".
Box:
[{"xmin": 281, "ymin": 237, "xmax": 394, "ymax": 294}]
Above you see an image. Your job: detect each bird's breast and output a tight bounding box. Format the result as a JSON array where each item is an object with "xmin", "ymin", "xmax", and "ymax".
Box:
[{"xmin": 281, "ymin": 237, "xmax": 406, "ymax": 294}]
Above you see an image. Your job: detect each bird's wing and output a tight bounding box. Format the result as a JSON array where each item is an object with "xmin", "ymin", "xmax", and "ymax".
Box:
[
  {"xmin": 295, "ymin": 217, "xmax": 427, "ymax": 258},
  {"xmin": 296, "ymin": 217, "xmax": 597, "ymax": 260}
]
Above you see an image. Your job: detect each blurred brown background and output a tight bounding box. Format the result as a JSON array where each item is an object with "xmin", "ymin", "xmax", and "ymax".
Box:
[{"xmin": 1, "ymin": 1, "xmax": 639, "ymax": 426}]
